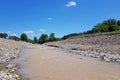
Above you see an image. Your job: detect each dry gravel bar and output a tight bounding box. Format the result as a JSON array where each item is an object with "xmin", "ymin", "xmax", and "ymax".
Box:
[
  {"xmin": 46, "ymin": 32, "xmax": 120, "ymax": 62},
  {"xmin": 0, "ymin": 38, "xmax": 33, "ymax": 80}
]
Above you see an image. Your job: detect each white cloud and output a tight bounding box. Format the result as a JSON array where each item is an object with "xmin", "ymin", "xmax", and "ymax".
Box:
[
  {"xmin": 7, "ymin": 31, "xmax": 11, "ymax": 34},
  {"xmin": 24, "ymin": 30, "xmax": 34, "ymax": 34},
  {"xmin": 1, "ymin": 32, "xmax": 5, "ymax": 33},
  {"xmin": 40, "ymin": 29, "xmax": 46, "ymax": 32},
  {"xmin": 10, "ymin": 34, "xmax": 17, "ymax": 37},
  {"xmin": 23, "ymin": 30, "xmax": 35, "ymax": 39},
  {"xmin": 65, "ymin": 1, "xmax": 77, "ymax": 7},
  {"xmin": 48, "ymin": 17, "xmax": 53, "ymax": 20}
]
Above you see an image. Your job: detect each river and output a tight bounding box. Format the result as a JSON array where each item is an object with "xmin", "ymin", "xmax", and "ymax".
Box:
[{"xmin": 8, "ymin": 45, "xmax": 120, "ymax": 80}]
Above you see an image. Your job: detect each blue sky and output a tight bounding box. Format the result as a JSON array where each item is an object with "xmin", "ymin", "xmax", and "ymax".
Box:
[{"xmin": 0, "ymin": 0, "xmax": 120, "ymax": 39}]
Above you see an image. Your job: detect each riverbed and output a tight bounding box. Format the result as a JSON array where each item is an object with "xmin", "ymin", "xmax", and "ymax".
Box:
[{"xmin": 8, "ymin": 45, "xmax": 120, "ymax": 80}]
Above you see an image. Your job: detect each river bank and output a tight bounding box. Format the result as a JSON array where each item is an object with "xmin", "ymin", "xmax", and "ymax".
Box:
[
  {"xmin": 1, "ymin": 32, "xmax": 120, "ymax": 80},
  {"xmin": 45, "ymin": 32, "xmax": 120, "ymax": 62},
  {"xmin": 0, "ymin": 38, "xmax": 33, "ymax": 80}
]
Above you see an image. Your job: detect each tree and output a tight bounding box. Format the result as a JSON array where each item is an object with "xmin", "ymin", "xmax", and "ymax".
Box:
[
  {"xmin": 103, "ymin": 19, "xmax": 117, "ymax": 26},
  {"xmin": 20, "ymin": 33, "xmax": 28, "ymax": 41},
  {"xmin": 27, "ymin": 39, "xmax": 34, "ymax": 43},
  {"xmin": 33, "ymin": 37, "xmax": 38, "ymax": 43},
  {"xmin": 0, "ymin": 33, "xmax": 8, "ymax": 38},
  {"xmin": 39, "ymin": 34, "xmax": 48, "ymax": 44},
  {"xmin": 117, "ymin": 20, "xmax": 120, "ymax": 26},
  {"xmin": 49, "ymin": 33, "xmax": 56, "ymax": 41},
  {"xmin": 91, "ymin": 19, "xmax": 120, "ymax": 33}
]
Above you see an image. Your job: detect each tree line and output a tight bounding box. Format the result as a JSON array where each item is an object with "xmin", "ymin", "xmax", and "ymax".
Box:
[
  {"xmin": 1, "ymin": 19, "xmax": 120, "ymax": 42},
  {"xmin": 62, "ymin": 19, "xmax": 120, "ymax": 39},
  {"xmin": 0, "ymin": 32, "xmax": 61, "ymax": 44},
  {"xmin": 88, "ymin": 19, "xmax": 120, "ymax": 33}
]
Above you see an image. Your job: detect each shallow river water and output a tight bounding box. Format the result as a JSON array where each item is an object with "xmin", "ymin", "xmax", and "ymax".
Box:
[{"xmin": 8, "ymin": 46, "xmax": 120, "ymax": 80}]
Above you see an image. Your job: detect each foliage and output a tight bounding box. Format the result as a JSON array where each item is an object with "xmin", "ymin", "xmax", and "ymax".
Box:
[
  {"xmin": 49, "ymin": 33, "xmax": 56, "ymax": 41},
  {"xmin": 38, "ymin": 34, "xmax": 48, "ymax": 44},
  {"xmin": 62, "ymin": 32, "xmax": 84, "ymax": 40},
  {"xmin": 55, "ymin": 38, "xmax": 62, "ymax": 41},
  {"xmin": 27, "ymin": 39, "xmax": 34, "ymax": 43},
  {"xmin": 33, "ymin": 37, "xmax": 38, "ymax": 43},
  {"xmin": 1, "ymin": 19, "xmax": 120, "ymax": 43},
  {"xmin": 92, "ymin": 19, "xmax": 120, "ymax": 33},
  {"xmin": 62, "ymin": 19, "xmax": 120, "ymax": 39},
  {"xmin": 117, "ymin": 20, "xmax": 120, "ymax": 26},
  {"xmin": 20, "ymin": 33, "xmax": 28, "ymax": 41},
  {"xmin": 0, "ymin": 33, "xmax": 8, "ymax": 38},
  {"xmin": 62, "ymin": 33, "xmax": 78, "ymax": 40}
]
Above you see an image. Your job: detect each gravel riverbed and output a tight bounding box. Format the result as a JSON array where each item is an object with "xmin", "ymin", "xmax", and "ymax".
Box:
[
  {"xmin": 0, "ymin": 38, "xmax": 33, "ymax": 80},
  {"xmin": 45, "ymin": 33, "xmax": 120, "ymax": 63}
]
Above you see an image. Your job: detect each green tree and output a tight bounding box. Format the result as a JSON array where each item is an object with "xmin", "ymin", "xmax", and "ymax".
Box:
[
  {"xmin": 117, "ymin": 20, "xmax": 120, "ymax": 26},
  {"xmin": 103, "ymin": 19, "xmax": 117, "ymax": 26},
  {"xmin": 49, "ymin": 33, "xmax": 56, "ymax": 41},
  {"xmin": 91, "ymin": 19, "xmax": 120, "ymax": 33},
  {"xmin": 0, "ymin": 33, "xmax": 8, "ymax": 38},
  {"xmin": 103, "ymin": 19, "xmax": 118, "ymax": 32},
  {"xmin": 39, "ymin": 34, "xmax": 48, "ymax": 44},
  {"xmin": 33, "ymin": 37, "xmax": 38, "ymax": 43},
  {"xmin": 20, "ymin": 33, "xmax": 28, "ymax": 41},
  {"xmin": 27, "ymin": 39, "xmax": 34, "ymax": 43}
]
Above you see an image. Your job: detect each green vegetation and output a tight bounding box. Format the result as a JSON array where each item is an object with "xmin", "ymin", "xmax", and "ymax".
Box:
[
  {"xmin": 38, "ymin": 34, "xmax": 48, "ymax": 44},
  {"xmin": 91, "ymin": 19, "xmax": 120, "ymax": 33},
  {"xmin": 20, "ymin": 33, "xmax": 28, "ymax": 41},
  {"xmin": 1, "ymin": 19, "xmax": 120, "ymax": 43},
  {"xmin": 0, "ymin": 32, "xmax": 60, "ymax": 44},
  {"xmin": 62, "ymin": 19, "xmax": 120, "ymax": 39},
  {"xmin": 27, "ymin": 39, "xmax": 34, "ymax": 43},
  {"xmin": 0, "ymin": 33, "xmax": 8, "ymax": 38},
  {"xmin": 38, "ymin": 33, "xmax": 61, "ymax": 44},
  {"xmin": 49, "ymin": 33, "xmax": 56, "ymax": 41},
  {"xmin": 33, "ymin": 37, "xmax": 38, "ymax": 44},
  {"xmin": 62, "ymin": 33, "xmax": 84, "ymax": 39}
]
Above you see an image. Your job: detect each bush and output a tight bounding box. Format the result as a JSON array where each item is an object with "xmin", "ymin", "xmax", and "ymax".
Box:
[{"xmin": 0, "ymin": 33, "xmax": 8, "ymax": 38}]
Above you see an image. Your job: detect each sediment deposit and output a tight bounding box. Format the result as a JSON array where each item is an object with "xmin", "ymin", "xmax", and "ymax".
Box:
[
  {"xmin": 46, "ymin": 33, "xmax": 120, "ymax": 62},
  {"xmin": 0, "ymin": 38, "xmax": 33, "ymax": 80}
]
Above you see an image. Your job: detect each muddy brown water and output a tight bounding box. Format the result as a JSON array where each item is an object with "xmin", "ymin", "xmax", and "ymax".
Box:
[{"xmin": 9, "ymin": 45, "xmax": 120, "ymax": 80}]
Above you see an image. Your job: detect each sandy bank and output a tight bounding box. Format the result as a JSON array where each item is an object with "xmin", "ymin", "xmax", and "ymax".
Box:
[{"xmin": 13, "ymin": 45, "xmax": 120, "ymax": 80}]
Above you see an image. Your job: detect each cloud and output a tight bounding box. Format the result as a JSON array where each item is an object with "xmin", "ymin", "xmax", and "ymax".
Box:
[
  {"xmin": 40, "ymin": 29, "xmax": 46, "ymax": 32},
  {"xmin": 48, "ymin": 17, "xmax": 53, "ymax": 20},
  {"xmin": 65, "ymin": 1, "xmax": 77, "ymax": 7},
  {"xmin": 7, "ymin": 31, "xmax": 11, "ymax": 34},
  {"xmin": 10, "ymin": 34, "xmax": 17, "ymax": 37},
  {"xmin": 23, "ymin": 30, "xmax": 34, "ymax": 34}
]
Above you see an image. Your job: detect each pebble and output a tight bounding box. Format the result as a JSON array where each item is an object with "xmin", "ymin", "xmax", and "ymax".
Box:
[{"xmin": 0, "ymin": 38, "xmax": 34, "ymax": 80}]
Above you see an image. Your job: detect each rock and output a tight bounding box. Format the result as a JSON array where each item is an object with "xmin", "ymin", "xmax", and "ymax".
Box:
[{"xmin": 6, "ymin": 64, "xmax": 17, "ymax": 73}]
